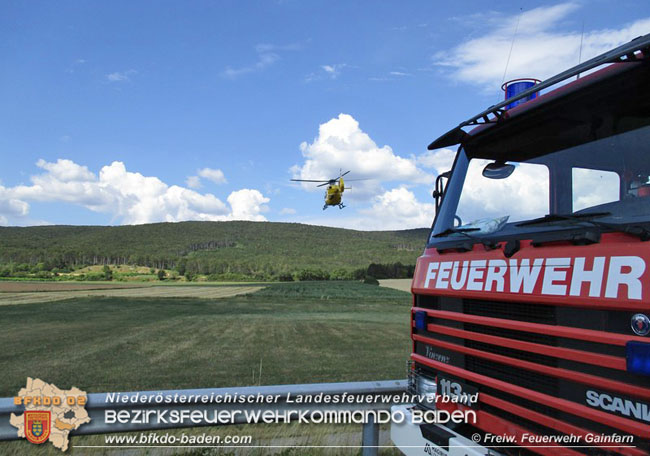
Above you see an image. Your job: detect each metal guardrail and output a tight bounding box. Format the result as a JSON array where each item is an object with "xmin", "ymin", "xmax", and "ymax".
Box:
[{"xmin": 1, "ymin": 379, "xmax": 407, "ymax": 455}]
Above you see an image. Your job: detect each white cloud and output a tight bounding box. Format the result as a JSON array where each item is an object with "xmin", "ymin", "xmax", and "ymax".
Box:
[
  {"xmin": 12, "ymin": 159, "xmax": 111, "ymax": 208},
  {"xmin": 292, "ymin": 113, "xmax": 432, "ymax": 201},
  {"xmin": 198, "ymin": 168, "xmax": 227, "ymax": 185},
  {"xmin": 227, "ymin": 189, "xmax": 269, "ymax": 221},
  {"xmin": 0, "ymin": 159, "xmax": 270, "ymax": 225},
  {"xmin": 306, "ymin": 64, "xmax": 348, "ymax": 82},
  {"xmin": 359, "ymin": 187, "xmax": 436, "ymax": 230},
  {"xmin": 185, "ymin": 176, "xmax": 202, "ymax": 189},
  {"xmin": 417, "ymin": 148, "xmax": 456, "ymax": 174},
  {"xmin": 106, "ymin": 69, "xmax": 137, "ymax": 82},
  {"xmin": 369, "ymin": 71, "xmax": 413, "ymax": 82},
  {"xmin": 0, "ymin": 185, "xmax": 29, "ymax": 217},
  {"xmin": 321, "ymin": 64, "xmax": 346, "ymax": 79},
  {"xmin": 185, "ymin": 168, "xmax": 227, "ymax": 189},
  {"xmin": 435, "ymin": 3, "xmax": 650, "ymax": 90},
  {"xmin": 222, "ymin": 41, "xmax": 303, "ymax": 79},
  {"xmin": 280, "ymin": 207, "xmax": 296, "ymax": 215},
  {"xmin": 222, "ymin": 53, "xmax": 279, "ymax": 79},
  {"xmin": 36, "ymin": 158, "xmax": 95, "ymax": 181}
]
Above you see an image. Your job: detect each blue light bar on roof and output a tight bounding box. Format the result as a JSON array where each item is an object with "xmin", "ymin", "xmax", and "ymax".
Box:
[{"xmin": 502, "ymin": 78, "xmax": 541, "ymax": 109}]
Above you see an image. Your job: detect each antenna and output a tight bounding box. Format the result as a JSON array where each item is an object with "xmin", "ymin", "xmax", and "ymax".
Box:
[
  {"xmin": 577, "ymin": 20, "xmax": 585, "ymax": 80},
  {"xmin": 501, "ymin": 7, "xmax": 524, "ymax": 88}
]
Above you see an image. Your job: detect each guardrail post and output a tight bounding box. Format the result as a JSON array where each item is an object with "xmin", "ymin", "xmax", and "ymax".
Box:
[{"xmin": 361, "ymin": 413, "xmax": 379, "ymax": 456}]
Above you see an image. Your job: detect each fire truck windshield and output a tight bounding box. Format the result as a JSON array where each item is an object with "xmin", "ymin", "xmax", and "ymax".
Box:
[{"xmin": 430, "ymin": 123, "xmax": 650, "ymax": 244}]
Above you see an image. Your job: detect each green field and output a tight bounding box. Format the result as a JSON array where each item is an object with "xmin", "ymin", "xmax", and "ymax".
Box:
[
  {"xmin": 0, "ymin": 281, "xmax": 411, "ymax": 396},
  {"xmin": 1, "ymin": 281, "xmax": 410, "ymax": 455}
]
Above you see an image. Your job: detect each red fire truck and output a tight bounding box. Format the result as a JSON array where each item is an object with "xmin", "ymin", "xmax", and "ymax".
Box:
[{"xmin": 391, "ymin": 34, "xmax": 650, "ymax": 455}]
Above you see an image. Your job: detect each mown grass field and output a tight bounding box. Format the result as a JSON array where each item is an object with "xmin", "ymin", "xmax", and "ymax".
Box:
[{"xmin": 1, "ymin": 281, "xmax": 410, "ymax": 455}]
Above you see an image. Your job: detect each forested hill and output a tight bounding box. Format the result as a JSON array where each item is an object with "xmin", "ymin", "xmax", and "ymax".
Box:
[{"xmin": 0, "ymin": 221, "xmax": 429, "ymax": 280}]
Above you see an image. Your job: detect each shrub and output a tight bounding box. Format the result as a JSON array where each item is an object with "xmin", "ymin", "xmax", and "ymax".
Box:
[
  {"xmin": 329, "ymin": 268, "xmax": 352, "ymax": 281},
  {"xmin": 296, "ymin": 269, "xmax": 330, "ymax": 281},
  {"xmin": 15, "ymin": 263, "xmax": 30, "ymax": 272},
  {"xmin": 79, "ymin": 273, "xmax": 104, "ymax": 281},
  {"xmin": 103, "ymin": 265, "xmax": 113, "ymax": 281},
  {"xmin": 366, "ymin": 262, "xmax": 415, "ymax": 279},
  {"xmin": 363, "ymin": 275, "xmax": 379, "ymax": 285},
  {"xmin": 176, "ymin": 259, "xmax": 187, "ymax": 276}
]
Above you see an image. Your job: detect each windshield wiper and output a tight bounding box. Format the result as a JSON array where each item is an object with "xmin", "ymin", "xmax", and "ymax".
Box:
[
  {"xmin": 432, "ymin": 227, "xmax": 480, "ymax": 238},
  {"xmin": 517, "ymin": 212, "xmax": 611, "ymax": 226},
  {"xmin": 432, "ymin": 227, "xmax": 501, "ymax": 252},
  {"xmin": 517, "ymin": 212, "xmax": 650, "ymax": 241}
]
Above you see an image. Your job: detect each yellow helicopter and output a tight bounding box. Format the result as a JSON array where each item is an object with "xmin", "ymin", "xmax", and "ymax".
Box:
[{"xmin": 291, "ymin": 170, "xmax": 366, "ymax": 210}]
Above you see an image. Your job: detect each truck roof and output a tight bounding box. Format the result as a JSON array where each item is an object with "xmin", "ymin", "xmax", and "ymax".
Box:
[{"xmin": 428, "ymin": 33, "xmax": 650, "ymax": 161}]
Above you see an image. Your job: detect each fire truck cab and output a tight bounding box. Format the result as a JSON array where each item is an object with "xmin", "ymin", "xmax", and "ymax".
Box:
[{"xmin": 392, "ymin": 35, "xmax": 650, "ymax": 455}]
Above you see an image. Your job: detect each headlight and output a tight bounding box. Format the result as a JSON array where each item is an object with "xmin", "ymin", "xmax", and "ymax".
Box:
[{"xmin": 415, "ymin": 375, "xmax": 437, "ymax": 408}]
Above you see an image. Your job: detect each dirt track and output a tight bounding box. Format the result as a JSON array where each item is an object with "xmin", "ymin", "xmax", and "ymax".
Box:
[
  {"xmin": 0, "ymin": 284, "xmax": 263, "ymax": 305},
  {"xmin": 379, "ymin": 278, "xmax": 412, "ymax": 293},
  {"xmin": 0, "ymin": 282, "xmax": 145, "ymax": 292}
]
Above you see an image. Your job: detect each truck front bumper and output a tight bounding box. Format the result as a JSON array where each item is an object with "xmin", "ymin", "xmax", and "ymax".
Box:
[{"xmin": 390, "ymin": 404, "xmax": 501, "ymax": 456}]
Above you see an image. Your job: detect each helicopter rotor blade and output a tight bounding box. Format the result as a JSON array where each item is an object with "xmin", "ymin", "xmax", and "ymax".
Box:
[{"xmin": 292, "ymin": 172, "xmax": 362, "ymax": 188}]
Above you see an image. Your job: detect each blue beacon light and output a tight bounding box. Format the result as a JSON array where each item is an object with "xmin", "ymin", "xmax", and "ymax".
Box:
[
  {"xmin": 501, "ymin": 78, "xmax": 541, "ymax": 110},
  {"xmin": 626, "ymin": 341, "xmax": 650, "ymax": 376},
  {"xmin": 414, "ymin": 310, "xmax": 427, "ymax": 330}
]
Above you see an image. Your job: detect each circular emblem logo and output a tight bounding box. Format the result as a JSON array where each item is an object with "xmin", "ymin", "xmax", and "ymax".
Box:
[{"xmin": 631, "ymin": 314, "xmax": 650, "ymax": 336}]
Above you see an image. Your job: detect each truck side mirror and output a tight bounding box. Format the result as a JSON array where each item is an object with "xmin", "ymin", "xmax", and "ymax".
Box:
[
  {"xmin": 483, "ymin": 161, "xmax": 515, "ymax": 179},
  {"xmin": 433, "ymin": 171, "xmax": 451, "ymax": 213}
]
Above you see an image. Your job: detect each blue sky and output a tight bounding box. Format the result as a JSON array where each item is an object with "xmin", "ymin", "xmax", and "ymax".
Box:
[{"xmin": 1, "ymin": 0, "xmax": 649, "ymax": 229}]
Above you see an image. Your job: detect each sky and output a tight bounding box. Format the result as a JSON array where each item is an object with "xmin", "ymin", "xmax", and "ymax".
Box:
[{"xmin": 1, "ymin": 0, "xmax": 649, "ymax": 230}]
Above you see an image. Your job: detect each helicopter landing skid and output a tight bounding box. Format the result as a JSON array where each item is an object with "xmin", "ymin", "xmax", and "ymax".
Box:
[
  {"xmin": 323, "ymin": 204, "xmax": 328, "ymax": 210},
  {"xmin": 339, "ymin": 204, "xmax": 345, "ymax": 209}
]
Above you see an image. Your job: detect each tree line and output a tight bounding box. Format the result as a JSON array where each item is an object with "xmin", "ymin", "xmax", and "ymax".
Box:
[
  {"xmin": 0, "ymin": 261, "xmax": 415, "ymax": 282},
  {"xmin": 0, "ymin": 221, "xmax": 427, "ymax": 281}
]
